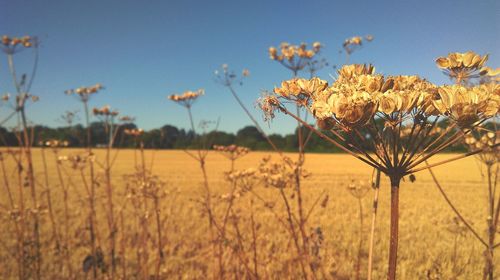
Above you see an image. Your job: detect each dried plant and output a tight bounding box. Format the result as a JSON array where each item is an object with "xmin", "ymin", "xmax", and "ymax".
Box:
[
  {"xmin": 259, "ymin": 60, "xmax": 499, "ymax": 279},
  {"xmin": 268, "ymin": 42, "xmax": 323, "ymax": 76},
  {"xmin": 346, "ymin": 178, "xmax": 370, "ymax": 280},
  {"xmin": 168, "ymin": 89, "xmax": 223, "ymax": 277},
  {"xmin": 342, "ymin": 35, "xmax": 374, "ymax": 64},
  {"xmin": 64, "ymin": 83, "xmax": 104, "ymax": 279},
  {"xmin": 1, "ymin": 34, "xmax": 42, "ymax": 279},
  {"xmin": 436, "ymin": 51, "xmax": 498, "ymax": 85}
]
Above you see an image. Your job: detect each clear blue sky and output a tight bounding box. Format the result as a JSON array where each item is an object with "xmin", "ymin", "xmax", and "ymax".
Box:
[{"xmin": 1, "ymin": 0, "xmax": 498, "ymax": 135}]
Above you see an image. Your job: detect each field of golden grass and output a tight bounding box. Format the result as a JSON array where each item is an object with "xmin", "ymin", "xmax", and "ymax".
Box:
[{"xmin": 0, "ymin": 148, "xmax": 494, "ymax": 279}]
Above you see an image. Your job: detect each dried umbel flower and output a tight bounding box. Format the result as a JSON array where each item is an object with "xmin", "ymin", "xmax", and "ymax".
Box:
[
  {"xmin": 1, "ymin": 35, "xmax": 36, "ymax": 54},
  {"xmin": 213, "ymin": 144, "xmax": 250, "ymax": 161},
  {"xmin": 93, "ymin": 105, "xmax": 119, "ymax": 117},
  {"xmin": 268, "ymin": 41, "xmax": 323, "ymax": 73},
  {"xmin": 225, "ymin": 168, "xmax": 259, "ymax": 192},
  {"xmin": 343, "ymin": 35, "xmax": 374, "ymax": 55},
  {"xmin": 119, "ymin": 115, "xmax": 135, "ymax": 122},
  {"xmin": 464, "ymin": 129, "xmax": 499, "ymax": 166},
  {"xmin": 347, "ymin": 178, "xmax": 371, "ymax": 199},
  {"xmin": 257, "ymin": 156, "xmax": 310, "ymax": 189},
  {"xmin": 429, "ymin": 84, "xmax": 500, "ymax": 128},
  {"xmin": 273, "ymin": 77, "xmax": 328, "ymax": 106},
  {"xmin": 9, "ymin": 92, "xmax": 40, "ymax": 111},
  {"xmin": 59, "ymin": 153, "xmax": 94, "ymax": 169},
  {"xmin": 257, "ymin": 94, "xmax": 280, "ymax": 122},
  {"xmin": 435, "ymin": 51, "xmax": 495, "ymax": 84},
  {"xmin": 214, "ymin": 64, "xmax": 250, "ymax": 86},
  {"xmin": 263, "ymin": 63, "xmax": 499, "ymax": 176},
  {"xmin": 124, "ymin": 128, "xmax": 144, "ymax": 137},
  {"xmin": 263, "ymin": 59, "xmax": 498, "ymax": 280},
  {"xmin": 41, "ymin": 139, "xmax": 69, "ymax": 148},
  {"xmin": 65, "ymin": 83, "xmax": 104, "ymax": 103},
  {"xmin": 167, "ymin": 89, "xmax": 204, "ymax": 108}
]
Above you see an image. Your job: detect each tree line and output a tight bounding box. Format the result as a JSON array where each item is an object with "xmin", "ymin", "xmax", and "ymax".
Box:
[{"xmin": 0, "ymin": 121, "xmax": 469, "ymax": 153}]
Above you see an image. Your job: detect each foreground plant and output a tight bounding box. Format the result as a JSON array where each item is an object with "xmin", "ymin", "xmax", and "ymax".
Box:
[
  {"xmin": 435, "ymin": 51, "xmax": 500, "ymax": 280},
  {"xmin": 259, "ymin": 62, "xmax": 499, "ymax": 279},
  {"xmin": 64, "ymin": 83, "xmax": 104, "ymax": 279},
  {"xmin": 1, "ymin": 34, "xmax": 43, "ymax": 279},
  {"xmin": 167, "ymin": 89, "xmax": 224, "ymax": 277}
]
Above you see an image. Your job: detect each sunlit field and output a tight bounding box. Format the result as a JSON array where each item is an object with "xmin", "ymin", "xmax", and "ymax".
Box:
[
  {"xmin": 0, "ymin": 149, "xmax": 493, "ymax": 279},
  {"xmin": 2, "ymin": 1, "xmax": 499, "ymax": 279}
]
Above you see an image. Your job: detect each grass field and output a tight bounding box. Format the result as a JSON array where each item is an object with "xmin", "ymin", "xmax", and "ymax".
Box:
[{"xmin": 0, "ymin": 148, "xmax": 495, "ymax": 279}]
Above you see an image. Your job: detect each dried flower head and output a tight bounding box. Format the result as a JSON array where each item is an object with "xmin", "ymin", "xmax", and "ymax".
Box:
[
  {"xmin": 124, "ymin": 128, "xmax": 144, "ymax": 137},
  {"xmin": 464, "ymin": 129, "xmax": 499, "ymax": 166},
  {"xmin": 261, "ymin": 62, "xmax": 499, "ymax": 176},
  {"xmin": 93, "ymin": 105, "xmax": 119, "ymax": 117},
  {"xmin": 436, "ymin": 51, "xmax": 492, "ymax": 84},
  {"xmin": 257, "ymin": 94, "xmax": 280, "ymax": 122},
  {"xmin": 214, "ymin": 64, "xmax": 250, "ymax": 86},
  {"xmin": 1, "ymin": 35, "xmax": 37, "ymax": 54},
  {"xmin": 343, "ymin": 35, "xmax": 374, "ymax": 55},
  {"xmin": 168, "ymin": 89, "xmax": 204, "ymax": 108},
  {"xmin": 213, "ymin": 144, "xmax": 250, "ymax": 161},
  {"xmin": 41, "ymin": 139, "xmax": 69, "ymax": 148},
  {"xmin": 65, "ymin": 83, "xmax": 104, "ymax": 103},
  {"xmin": 257, "ymin": 156, "xmax": 310, "ymax": 189},
  {"xmin": 268, "ymin": 41, "xmax": 322, "ymax": 73},
  {"xmin": 347, "ymin": 178, "xmax": 371, "ymax": 199}
]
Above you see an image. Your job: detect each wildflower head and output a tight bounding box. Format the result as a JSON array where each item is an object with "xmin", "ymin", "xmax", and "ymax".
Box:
[
  {"xmin": 435, "ymin": 51, "xmax": 493, "ymax": 84},
  {"xmin": 124, "ymin": 128, "xmax": 144, "ymax": 138},
  {"xmin": 1, "ymin": 35, "xmax": 37, "ymax": 54},
  {"xmin": 214, "ymin": 64, "xmax": 250, "ymax": 86},
  {"xmin": 168, "ymin": 89, "xmax": 204, "ymax": 108},
  {"xmin": 65, "ymin": 83, "xmax": 104, "ymax": 103},
  {"xmin": 213, "ymin": 144, "xmax": 250, "ymax": 161},
  {"xmin": 343, "ymin": 35, "xmax": 374, "ymax": 55},
  {"xmin": 464, "ymin": 129, "xmax": 499, "ymax": 165},
  {"xmin": 257, "ymin": 94, "xmax": 281, "ymax": 122},
  {"xmin": 261, "ymin": 59, "xmax": 499, "ymax": 176},
  {"xmin": 347, "ymin": 178, "xmax": 371, "ymax": 199},
  {"xmin": 93, "ymin": 105, "xmax": 119, "ymax": 117},
  {"xmin": 268, "ymin": 41, "xmax": 323, "ymax": 73},
  {"xmin": 41, "ymin": 139, "xmax": 69, "ymax": 149}
]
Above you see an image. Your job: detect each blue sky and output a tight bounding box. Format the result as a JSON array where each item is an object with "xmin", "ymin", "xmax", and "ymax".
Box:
[{"xmin": 1, "ymin": 0, "xmax": 498, "ymax": 135}]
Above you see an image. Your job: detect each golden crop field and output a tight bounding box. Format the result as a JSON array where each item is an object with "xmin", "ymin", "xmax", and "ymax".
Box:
[
  {"xmin": 2, "ymin": 3, "xmax": 499, "ymax": 279},
  {"xmin": 0, "ymin": 148, "xmax": 495, "ymax": 279}
]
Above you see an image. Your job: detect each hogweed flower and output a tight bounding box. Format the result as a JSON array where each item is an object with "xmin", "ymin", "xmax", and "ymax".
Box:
[
  {"xmin": 1, "ymin": 35, "xmax": 36, "ymax": 54},
  {"xmin": 213, "ymin": 144, "xmax": 250, "ymax": 161},
  {"xmin": 464, "ymin": 130, "xmax": 499, "ymax": 166},
  {"xmin": 65, "ymin": 83, "xmax": 104, "ymax": 103},
  {"xmin": 436, "ymin": 51, "xmax": 498, "ymax": 84},
  {"xmin": 214, "ymin": 64, "xmax": 250, "ymax": 87},
  {"xmin": 347, "ymin": 178, "xmax": 371, "ymax": 199},
  {"xmin": 93, "ymin": 105, "xmax": 119, "ymax": 117},
  {"xmin": 268, "ymin": 41, "xmax": 323, "ymax": 74},
  {"xmin": 124, "ymin": 128, "xmax": 145, "ymax": 138},
  {"xmin": 261, "ymin": 60, "xmax": 500, "ymax": 279},
  {"xmin": 343, "ymin": 35, "xmax": 374, "ymax": 55},
  {"xmin": 167, "ymin": 89, "xmax": 204, "ymax": 108},
  {"xmin": 41, "ymin": 139, "xmax": 69, "ymax": 148}
]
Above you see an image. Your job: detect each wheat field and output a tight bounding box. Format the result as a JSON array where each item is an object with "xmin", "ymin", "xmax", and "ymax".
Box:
[{"xmin": 0, "ymin": 148, "xmax": 494, "ymax": 279}]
